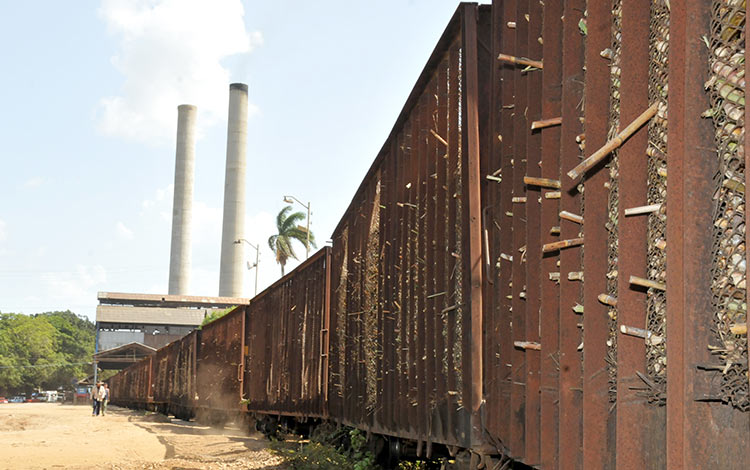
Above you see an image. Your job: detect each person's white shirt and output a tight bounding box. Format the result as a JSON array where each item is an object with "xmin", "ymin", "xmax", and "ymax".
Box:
[{"xmin": 98, "ymin": 385, "xmax": 106, "ymax": 400}]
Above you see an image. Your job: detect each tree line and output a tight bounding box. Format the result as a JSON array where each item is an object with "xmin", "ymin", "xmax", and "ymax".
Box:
[{"xmin": 0, "ymin": 310, "xmax": 94, "ymax": 395}]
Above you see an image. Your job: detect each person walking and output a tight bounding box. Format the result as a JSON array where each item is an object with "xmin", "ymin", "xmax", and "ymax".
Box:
[
  {"xmin": 90, "ymin": 383, "xmax": 100, "ymax": 416},
  {"xmin": 101, "ymin": 383, "xmax": 110, "ymax": 416}
]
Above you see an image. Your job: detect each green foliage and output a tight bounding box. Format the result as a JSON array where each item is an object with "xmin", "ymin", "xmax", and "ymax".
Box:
[
  {"xmin": 199, "ymin": 306, "xmax": 236, "ymax": 328},
  {"xmin": 270, "ymin": 425, "xmax": 378, "ymax": 470},
  {"xmin": 397, "ymin": 461, "xmax": 427, "ymax": 470},
  {"xmin": 268, "ymin": 205, "xmax": 317, "ymax": 276},
  {"xmin": 0, "ymin": 310, "xmax": 95, "ymax": 395}
]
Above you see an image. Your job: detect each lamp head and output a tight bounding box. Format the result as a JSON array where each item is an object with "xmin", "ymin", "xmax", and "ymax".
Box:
[{"xmin": 283, "ymin": 196, "xmax": 293, "ymax": 204}]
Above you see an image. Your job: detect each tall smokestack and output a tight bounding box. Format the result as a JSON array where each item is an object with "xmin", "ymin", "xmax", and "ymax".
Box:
[
  {"xmin": 168, "ymin": 104, "xmax": 197, "ymax": 295},
  {"xmin": 218, "ymin": 83, "xmax": 248, "ymax": 297}
]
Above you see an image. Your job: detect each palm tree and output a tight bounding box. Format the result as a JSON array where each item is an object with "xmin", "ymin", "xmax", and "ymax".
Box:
[{"xmin": 268, "ymin": 205, "xmax": 317, "ymax": 276}]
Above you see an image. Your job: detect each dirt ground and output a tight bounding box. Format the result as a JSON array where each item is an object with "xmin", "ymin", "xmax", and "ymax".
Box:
[{"xmin": 0, "ymin": 403, "xmax": 286, "ymax": 470}]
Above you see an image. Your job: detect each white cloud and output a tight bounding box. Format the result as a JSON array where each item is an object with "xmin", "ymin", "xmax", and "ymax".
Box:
[
  {"xmin": 97, "ymin": 0, "xmax": 262, "ymax": 145},
  {"xmin": 0, "ymin": 218, "xmax": 6, "ymax": 243},
  {"xmin": 140, "ymin": 184, "xmax": 173, "ymax": 219},
  {"xmin": 44, "ymin": 265, "xmax": 108, "ymax": 309},
  {"xmin": 116, "ymin": 221, "xmax": 135, "ymax": 240},
  {"xmin": 24, "ymin": 177, "xmax": 44, "ymax": 188}
]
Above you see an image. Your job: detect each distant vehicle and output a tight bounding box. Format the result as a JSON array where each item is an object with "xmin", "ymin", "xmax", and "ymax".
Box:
[
  {"xmin": 9, "ymin": 396, "xmax": 24, "ymax": 403},
  {"xmin": 0, "ymin": 397, "xmax": 7, "ymax": 404}
]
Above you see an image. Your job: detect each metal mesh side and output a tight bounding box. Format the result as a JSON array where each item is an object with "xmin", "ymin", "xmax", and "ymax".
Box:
[
  {"xmin": 364, "ymin": 180, "xmax": 381, "ymax": 410},
  {"xmin": 643, "ymin": 0, "xmax": 670, "ymax": 405},
  {"xmin": 605, "ymin": 0, "xmax": 623, "ymax": 404},
  {"xmin": 335, "ymin": 227, "xmax": 348, "ymax": 398},
  {"xmin": 708, "ymin": 0, "xmax": 748, "ymax": 411}
]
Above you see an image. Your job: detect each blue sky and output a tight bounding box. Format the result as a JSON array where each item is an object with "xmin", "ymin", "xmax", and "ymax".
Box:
[{"xmin": 0, "ymin": 0, "xmax": 477, "ymax": 321}]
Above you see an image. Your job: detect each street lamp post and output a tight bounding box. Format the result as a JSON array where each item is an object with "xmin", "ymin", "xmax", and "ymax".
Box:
[
  {"xmin": 283, "ymin": 195, "xmax": 311, "ymax": 259},
  {"xmin": 234, "ymin": 239, "xmax": 259, "ymax": 296}
]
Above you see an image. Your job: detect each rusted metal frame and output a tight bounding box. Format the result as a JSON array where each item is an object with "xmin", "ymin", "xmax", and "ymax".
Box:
[
  {"xmin": 323, "ymin": 247, "xmax": 332, "ymax": 412},
  {"xmin": 475, "ymin": 2, "xmax": 498, "ymax": 450},
  {"xmin": 379, "ymin": 148, "xmax": 393, "ymax": 431},
  {"xmin": 667, "ymin": 1, "xmax": 750, "ymax": 468},
  {"xmin": 406, "ymin": 103, "xmax": 420, "ymax": 434},
  {"xmin": 434, "ymin": 53, "xmax": 450, "ymax": 444},
  {"xmin": 484, "ymin": 0, "xmax": 504, "ymax": 445},
  {"xmin": 462, "ymin": 3, "xmax": 486, "ymax": 450},
  {"xmin": 397, "ymin": 123, "xmax": 411, "ymax": 434},
  {"xmin": 538, "ymin": 0, "xmax": 563, "ymax": 467},
  {"xmin": 581, "ymin": 1, "xmax": 615, "ymax": 468},
  {"xmin": 388, "ymin": 137, "xmax": 401, "ymax": 433},
  {"xmin": 416, "ymin": 90, "xmax": 430, "ymax": 439},
  {"xmin": 330, "ymin": 230, "xmax": 344, "ymax": 417},
  {"xmin": 495, "ymin": 0, "xmax": 517, "ymax": 450},
  {"xmin": 424, "ymin": 72, "xmax": 439, "ymax": 447},
  {"xmin": 616, "ymin": 1, "xmax": 664, "ymax": 467},
  {"xmin": 446, "ymin": 39, "xmax": 460, "ymax": 444},
  {"xmin": 558, "ymin": 1, "xmax": 585, "ymax": 468},
  {"xmin": 357, "ymin": 191, "xmax": 369, "ymax": 425},
  {"xmin": 191, "ymin": 331, "xmax": 198, "ymax": 413},
  {"xmin": 509, "ymin": 0, "xmax": 529, "ymax": 458},
  {"xmin": 523, "ymin": 0, "xmax": 543, "ymax": 464},
  {"xmin": 239, "ymin": 305, "xmax": 246, "ymax": 403},
  {"xmin": 344, "ymin": 211, "xmax": 357, "ymax": 424},
  {"xmin": 376, "ymin": 161, "xmax": 388, "ymax": 428}
]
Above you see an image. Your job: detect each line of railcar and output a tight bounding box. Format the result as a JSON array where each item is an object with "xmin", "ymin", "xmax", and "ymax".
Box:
[{"xmin": 109, "ymin": 1, "xmax": 749, "ymax": 468}]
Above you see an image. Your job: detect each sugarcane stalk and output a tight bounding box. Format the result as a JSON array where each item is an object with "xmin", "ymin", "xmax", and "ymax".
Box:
[
  {"xmin": 568, "ymin": 102, "xmax": 659, "ymax": 180},
  {"xmin": 497, "ymin": 53, "xmax": 543, "ymax": 69},
  {"xmin": 559, "ymin": 211, "xmax": 584, "ymax": 224},
  {"xmin": 524, "ymin": 176, "xmax": 561, "ymax": 189},
  {"xmin": 624, "ymin": 203, "xmax": 662, "ymax": 216},
  {"xmin": 512, "ymin": 196, "xmax": 527, "ymax": 203},
  {"xmin": 542, "ymin": 237, "xmax": 584, "ymax": 253},
  {"xmin": 568, "ymin": 271, "xmax": 584, "ymax": 281},
  {"xmin": 629, "ymin": 275, "xmax": 666, "ymax": 291},
  {"xmin": 549, "ymin": 226, "xmax": 561, "ymax": 235},
  {"xmin": 598, "ymin": 293, "xmax": 618, "ymax": 307},
  {"xmin": 514, "ymin": 341, "xmax": 541, "ymax": 350},
  {"xmin": 429, "ymin": 129, "xmax": 448, "ymax": 147},
  {"xmin": 531, "ymin": 117, "xmax": 562, "ymax": 130},
  {"xmin": 545, "ymin": 191, "xmax": 561, "ymax": 199},
  {"xmin": 730, "ymin": 323, "xmax": 747, "ymax": 335},
  {"xmin": 620, "ymin": 325, "xmax": 663, "ymax": 345}
]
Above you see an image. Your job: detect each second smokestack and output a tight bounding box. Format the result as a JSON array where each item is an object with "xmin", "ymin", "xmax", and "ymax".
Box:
[{"xmin": 218, "ymin": 83, "xmax": 249, "ymax": 297}]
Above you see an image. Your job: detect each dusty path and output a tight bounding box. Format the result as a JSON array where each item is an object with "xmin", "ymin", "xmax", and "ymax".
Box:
[{"xmin": 0, "ymin": 403, "xmax": 285, "ymax": 470}]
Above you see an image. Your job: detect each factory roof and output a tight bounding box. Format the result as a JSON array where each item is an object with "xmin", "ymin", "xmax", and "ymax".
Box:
[
  {"xmin": 97, "ymin": 291, "xmax": 249, "ymax": 308},
  {"xmin": 96, "ymin": 304, "xmax": 227, "ymax": 326}
]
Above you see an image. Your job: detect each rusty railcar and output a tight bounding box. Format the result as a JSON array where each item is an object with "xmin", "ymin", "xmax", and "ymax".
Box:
[
  {"xmin": 195, "ymin": 305, "xmax": 244, "ymax": 423},
  {"xmin": 109, "ymin": 356, "xmax": 152, "ymax": 409},
  {"xmin": 480, "ymin": 0, "xmax": 750, "ymax": 468},
  {"xmin": 242, "ymin": 247, "xmax": 331, "ymax": 425},
  {"xmin": 151, "ymin": 330, "xmax": 198, "ymax": 420},
  {"xmin": 328, "ymin": 3, "xmax": 492, "ymax": 455}
]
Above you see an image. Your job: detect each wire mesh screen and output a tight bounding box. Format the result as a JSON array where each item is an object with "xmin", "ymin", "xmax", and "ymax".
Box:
[
  {"xmin": 605, "ymin": 0, "xmax": 623, "ymax": 404},
  {"xmin": 708, "ymin": 0, "xmax": 748, "ymax": 411},
  {"xmin": 642, "ymin": 0, "xmax": 670, "ymax": 405}
]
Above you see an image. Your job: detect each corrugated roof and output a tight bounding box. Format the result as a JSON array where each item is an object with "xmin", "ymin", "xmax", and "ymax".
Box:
[
  {"xmin": 97, "ymin": 291, "xmax": 249, "ymax": 307},
  {"xmin": 96, "ymin": 305, "xmax": 224, "ymax": 326}
]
